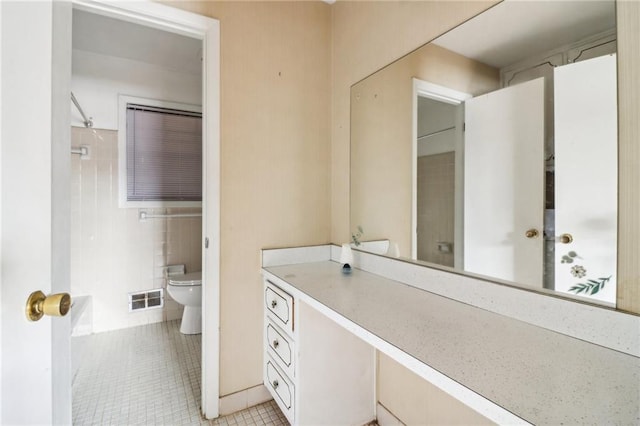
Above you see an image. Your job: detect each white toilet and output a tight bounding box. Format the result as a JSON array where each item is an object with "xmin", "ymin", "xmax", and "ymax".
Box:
[{"xmin": 167, "ymin": 271, "xmax": 202, "ymax": 334}]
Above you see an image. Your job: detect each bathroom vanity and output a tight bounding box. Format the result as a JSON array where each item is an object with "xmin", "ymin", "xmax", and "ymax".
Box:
[
  {"xmin": 263, "ymin": 276, "xmax": 375, "ymax": 425},
  {"xmin": 261, "ymin": 245, "xmax": 640, "ymax": 425}
]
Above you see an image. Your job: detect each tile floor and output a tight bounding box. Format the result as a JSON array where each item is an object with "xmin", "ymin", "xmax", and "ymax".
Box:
[{"xmin": 72, "ymin": 320, "xmax": 288, "ymax": 425}]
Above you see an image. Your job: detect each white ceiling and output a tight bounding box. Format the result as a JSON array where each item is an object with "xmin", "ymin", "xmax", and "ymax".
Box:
[
  {"xmin": 72, "ymin": 9, "xmax": 203, "ymax": 75},
  {"xmin": 73, "ymin": 1, "xmax": 615, "ymax": 77},
  {"xmin": 433, "ymin": 0, "xmax": 616, "ymax": 69}
]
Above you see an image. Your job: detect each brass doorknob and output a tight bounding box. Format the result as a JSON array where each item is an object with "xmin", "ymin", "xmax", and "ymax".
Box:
[
  {"xmin": 25, "ymin": 291, "xmax": 71, "ymax": 322},
  {"xmin": 525, "ymin": 229, "xmax": 539, "ymax": 239},
  {"xmin": 558, "ymin": 233, "xmax": 574, "ymax": 244}
]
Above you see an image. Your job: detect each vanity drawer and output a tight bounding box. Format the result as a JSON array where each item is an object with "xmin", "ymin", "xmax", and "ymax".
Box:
[
  {"xmin": 265, "ymin": 281, "xmax": 294, "ymax": 333},
  {"xmin": 266, "ymin": 356, "xmax": 295, "ymax": 423},
  {"xmin": 266, "ymin": 320, "xmax": 295, "ymax": 377}
]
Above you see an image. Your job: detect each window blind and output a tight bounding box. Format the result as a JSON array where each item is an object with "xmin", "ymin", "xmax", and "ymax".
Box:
[{"xmin": 126, "ymin": 104, "xmax": 202, "ymax": 202}]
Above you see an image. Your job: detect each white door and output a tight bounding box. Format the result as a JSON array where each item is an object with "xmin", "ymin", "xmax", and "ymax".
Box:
[
  {"xmin": 464, "ymin": 78, "xmax": 545, "ymax": 287},
  {"xmin": 554, "ymin": 54, "xmax": 617, "ymax": 303},
  {"xmin": 1, "ymin": 1, "xmax": 221, "ymax": 422},
  {"xmin": 1, "ymin": 1, "xmax": 73, "ymax": 423}
]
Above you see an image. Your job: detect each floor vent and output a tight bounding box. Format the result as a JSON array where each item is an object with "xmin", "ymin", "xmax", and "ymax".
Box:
[{"xmin": 129, "ymin": 289, "xmax": 164, "ymax": 312}]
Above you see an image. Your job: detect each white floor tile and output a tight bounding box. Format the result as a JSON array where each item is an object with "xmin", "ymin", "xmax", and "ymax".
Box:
[{"xmin": 72, "ymin": 319, "xmax": 288, "ymax": 425}]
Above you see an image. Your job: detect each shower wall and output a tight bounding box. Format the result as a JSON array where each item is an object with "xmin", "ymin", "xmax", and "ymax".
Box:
[
  {"xmin": 416, "ymin": 152, "xmax": 455, "ymax": 266},
  {"xmin": 70, "ymin": 42, "xmax": 203, "ymax": 333},
  {"xmin": 70, "ymin": 127, "xmax": 202, "ymax": 333}
]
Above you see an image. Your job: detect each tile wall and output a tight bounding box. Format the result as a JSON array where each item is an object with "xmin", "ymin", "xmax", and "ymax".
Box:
[
  {"xmin": 70, "ymin": 127, "xmax": 202, "ymax": 333},
  {"xmin": 416, "ymin": 152, "xmax": 455, "ymax": 267}
]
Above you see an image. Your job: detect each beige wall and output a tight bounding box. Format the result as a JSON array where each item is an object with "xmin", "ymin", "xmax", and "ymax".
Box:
[
  {"xmin": 164, "ymin": 1, "xmax": 332, "ymax": 396},
  {"xmin": 350, "ymin": 43, "xmax": 498, "ymax": 256},
  {"xmin": 378, "ymin": 354, "xmax": 494, "ymax": 425},
  {"xmin": 616, "ymin": 1, "xmax": 640, "ymax": 314}
]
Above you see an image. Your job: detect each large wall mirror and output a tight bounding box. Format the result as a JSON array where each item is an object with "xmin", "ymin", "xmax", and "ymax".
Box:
[{"xmin": 350, "ymin": 0, "xmax": 618, "ymax": 306}]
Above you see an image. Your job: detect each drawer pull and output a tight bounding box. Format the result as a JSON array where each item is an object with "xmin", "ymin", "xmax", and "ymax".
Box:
[
  {"xmin": 271, "ymin": 299, "xmax": 278, "ymax": 308},
  {"xmin": 272, "ymin": 379, "xmax": 279, "ymax": 389},
  {"xmin": 273, "ymin": 339, "xmax": 279, "ymax": 348}
]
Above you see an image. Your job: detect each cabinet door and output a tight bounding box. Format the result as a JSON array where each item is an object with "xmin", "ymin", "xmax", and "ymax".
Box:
[
  {"xmin": 296, "ymin": 302, "xmax": 375, "ymax": 425},
  {"xmin": 464, "ymin": 78, "xmax": 545, "ymax": 287}
]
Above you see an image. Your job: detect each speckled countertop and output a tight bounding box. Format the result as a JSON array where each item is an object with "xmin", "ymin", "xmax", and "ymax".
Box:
[{"xmin": 264, "ymin": 261, "xmax": 640, "ymax": 425}]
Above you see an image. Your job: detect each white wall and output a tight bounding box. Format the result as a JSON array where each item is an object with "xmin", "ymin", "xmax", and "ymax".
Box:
[
  {"xmin": 71, "ymin": 49, "xmax": 201, "ymax": 130},
  {"xmin": 70, "ymin": 48, "xmax": 203, "ymax": 333}
]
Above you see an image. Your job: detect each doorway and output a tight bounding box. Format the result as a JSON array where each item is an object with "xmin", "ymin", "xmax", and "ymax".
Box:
[
  {"xmin": 69, "ymin": 3, "xmax": 219, "ymax": 420},
  {"xmin": 415, "ymin": 97, "xmax": 459, "ymax": 267},
  {"xmin": 412, "ymin": 79, "xmax": 470, "ymax": 269}
]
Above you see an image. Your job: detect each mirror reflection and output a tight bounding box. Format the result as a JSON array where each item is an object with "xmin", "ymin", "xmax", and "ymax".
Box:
[{"xmin": 350, "ymin": 0, "xmax": 617, "ymax": 305}]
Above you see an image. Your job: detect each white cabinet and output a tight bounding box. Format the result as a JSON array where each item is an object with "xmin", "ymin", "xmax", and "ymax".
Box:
[{"xmin": 263, "ymin": 279, "xmax": 376, "ymax": 425}]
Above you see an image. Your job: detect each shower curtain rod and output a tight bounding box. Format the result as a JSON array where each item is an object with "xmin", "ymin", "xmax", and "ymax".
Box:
[
  {"xmin": 71, "ymin": 92, "xmax": 93, "ymax": 128},
  {"xmin": 418, "ymin": 126, "xmax": 455, "ymax": 140}
]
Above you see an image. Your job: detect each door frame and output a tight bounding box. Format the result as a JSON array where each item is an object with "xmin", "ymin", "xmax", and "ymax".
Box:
[
  {"xmin": 71, "ymin": 0, "xmax": 221, "ymax": 419},
  {"xmin": 412, "ymin": 78, "xmax": 470, "ymax": 265}
]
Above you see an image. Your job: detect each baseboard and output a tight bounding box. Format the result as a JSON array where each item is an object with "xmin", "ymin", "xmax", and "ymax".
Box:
[
  {"xmin": 219, "ymin": 384, "xmax": 272, "ymax": 416},
  {"xmin": 377, "ymin": 402, "xmax": 405, "ymax": 426}
]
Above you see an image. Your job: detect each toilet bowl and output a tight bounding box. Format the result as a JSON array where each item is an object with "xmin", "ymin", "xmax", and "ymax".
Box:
[{"xmin": 167, "ymin": 271, "xmax": 202, "ymax": 334}]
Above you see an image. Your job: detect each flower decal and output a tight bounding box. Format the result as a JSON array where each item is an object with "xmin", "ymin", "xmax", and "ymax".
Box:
[{"xmin": 570, "ymin": 265, "xmax": 587, "ymax": 278}]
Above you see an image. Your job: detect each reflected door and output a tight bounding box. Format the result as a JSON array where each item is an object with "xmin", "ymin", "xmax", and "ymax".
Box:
[
  {"xmin": 464, "ymin": 78, "xmax": 545, "ymax": 287},
  {"xmin": 554, "ymin": 54, "xmax": 617, "ymax": 303}
]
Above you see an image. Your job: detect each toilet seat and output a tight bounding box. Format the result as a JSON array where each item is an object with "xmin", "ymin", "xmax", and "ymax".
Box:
[
  {"xmin": 166, "ymin": 271, "xmax": 202, "ymax": 334},
  {"xmin": 168, "ymin": 271, "xmax": 202, "ymax": 286}
]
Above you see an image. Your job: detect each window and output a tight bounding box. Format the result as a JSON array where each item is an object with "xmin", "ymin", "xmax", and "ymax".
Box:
[{"xmin": 119, "ymin": 96, "xmax": 202, "ymax": 207}]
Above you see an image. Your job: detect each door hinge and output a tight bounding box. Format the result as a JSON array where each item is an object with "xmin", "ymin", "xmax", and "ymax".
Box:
[{"xmin": 205, "ymin": 237, "xmax": 209, "ymax": 249}]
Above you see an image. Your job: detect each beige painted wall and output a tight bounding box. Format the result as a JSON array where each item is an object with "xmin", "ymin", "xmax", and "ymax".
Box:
[
  {"xmin": 378, "ymin": 354, "xmax": 494, "ymax": 425},
  {"xmin": 350, "ymin": 43, "xmax": 498, "ymax": 257},
  {"xmin": 616, "ymin": 1, "xmax": 640, "ymax": 314},
  {"xmin": 164, "ymin": 1, "xmax": 332, "ymax": 396}
]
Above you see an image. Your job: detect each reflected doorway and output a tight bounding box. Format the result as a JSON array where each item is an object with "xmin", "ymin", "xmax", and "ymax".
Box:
[
  {"xmin": 412, "ymin": 79, "xmax": 470, "ymax": 268},
  {"xmin": 416, "ymin": 100, "xmax": 458, "ymax": 266}
]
